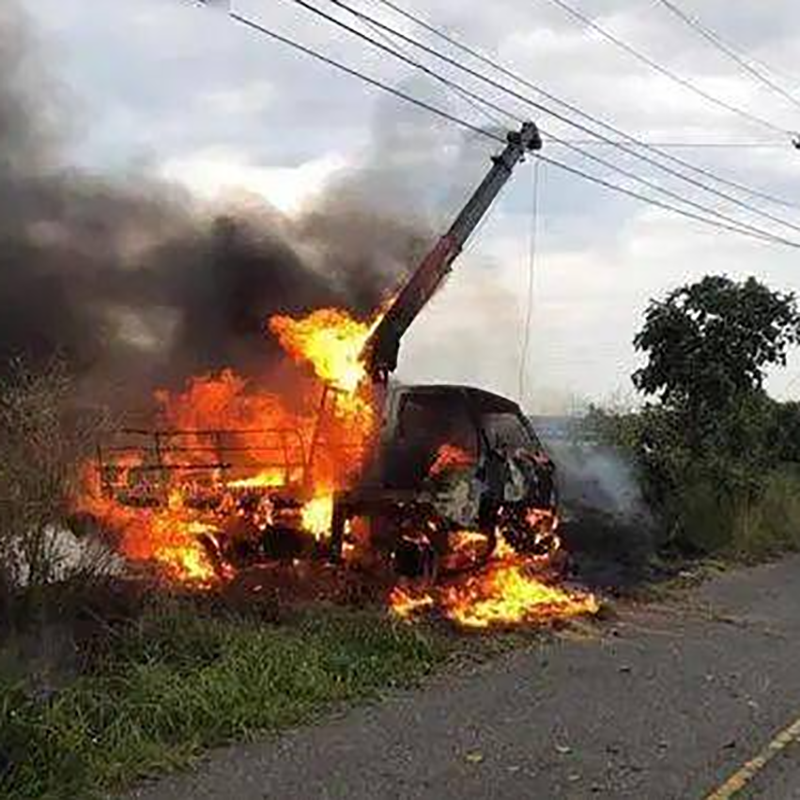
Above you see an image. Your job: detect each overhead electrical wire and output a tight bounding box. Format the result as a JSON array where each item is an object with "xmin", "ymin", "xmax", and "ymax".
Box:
[
  {"xmin": 318, "ymin": 0, "xmax": 800, "ymax": 231},
  {"xmin": 279, "ymin": 0, "xmax": 800, "ymax": 244},
  {"xmin": 519, "ymin": 158, "xmax": 541, "ymax": 406},
  {"xmin": 227, "ymin": 11, "xmax": 499, "ymax": 144},
  {"xmin": 353, "ymin": 8, "xmax": 507, "ymax": 129},
  {"xmin": 367, "ymin": 0, "xmax": 800, "ymax": 212},
  {"xmin": 653, "ymin": 0, "xmax": 800, "ymax": 114},
  {"xmin": 190, "ymin": 4, "xmax": 800, "ymax": 249},
  {"xmin": 555, "ymin": 140, "xmax": 791, "ymax": 149},
  {"xmin": 539, "ymin": 0, "xmax": 794, "ymax": 138}
]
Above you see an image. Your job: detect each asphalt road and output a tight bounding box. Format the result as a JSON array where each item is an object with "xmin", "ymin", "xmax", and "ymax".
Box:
[{"xmin": 128, "ymin": 555, "xmax": 800, "ymax": 800}]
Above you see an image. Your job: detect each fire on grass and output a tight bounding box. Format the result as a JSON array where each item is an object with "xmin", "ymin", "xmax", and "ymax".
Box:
[
  {"xmin": 73, "ymin": 302, "xmax": 598, "ymax": 630},
  {"xmin": 390, "ymin": 518, "xmax": 599, "ymax": 630}
]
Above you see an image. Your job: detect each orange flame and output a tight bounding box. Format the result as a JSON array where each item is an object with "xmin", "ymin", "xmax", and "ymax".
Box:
[
  {"xmin": 389, "ymin": 586, "xmax": 436, "ymax": 620},
  {"xmin": 442, "ymin": 564, "xmax": 599, "ymax": 629},
  {"xmin": 389, "ymin": 527, "xmax": 598, "ymax": 629},
  {"xmin": 429, "ymin": 443, "xmax": 475, "ymax": 477},
  {"xmin": 76, "ymin": 306, "xmax": 384, "ymax": 588},
  {"xmin": 269, "ymin": 308, "xmax": 374, "ymax": 393}
]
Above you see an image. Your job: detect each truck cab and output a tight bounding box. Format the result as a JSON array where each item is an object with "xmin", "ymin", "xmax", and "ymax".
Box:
[{"xmin": 330, "ymin": 384, "xmax": 558, "ymax": 572}]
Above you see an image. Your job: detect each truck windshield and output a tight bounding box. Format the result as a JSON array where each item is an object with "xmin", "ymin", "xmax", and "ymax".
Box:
[
  {"xmin": 383, "ymin": 394, "xmax": 478, "ymax": 488},
  {"xmin": 482, "ymin": 412, "xmax": 535, "ymax": 453}
]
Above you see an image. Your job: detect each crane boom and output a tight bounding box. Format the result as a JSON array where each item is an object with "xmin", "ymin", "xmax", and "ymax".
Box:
[{"xmin": 361, "ymin": 121, "xmax": 542, "ymax": 382}]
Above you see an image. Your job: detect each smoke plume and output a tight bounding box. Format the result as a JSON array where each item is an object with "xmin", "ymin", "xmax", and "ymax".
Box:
[{"xmin": 0, "ymin": 3, "xmax": 447, "ymax": 404}]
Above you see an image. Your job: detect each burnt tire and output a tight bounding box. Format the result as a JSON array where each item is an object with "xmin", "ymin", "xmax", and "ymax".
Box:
[{"xmin": 498, "ymin": 506, "xmax": 559, "ymax": 557}]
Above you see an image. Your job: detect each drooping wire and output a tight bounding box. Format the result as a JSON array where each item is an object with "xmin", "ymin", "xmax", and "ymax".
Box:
[
  {"xmin": 519, "ymin": 158, "xmax": 541, "ymax": 408},
  {"xmin": 536, "ymin": 153, "xmax": 799, "ymax": 247},
  {"xmin": 553, "ymin": 140, "xmax": 791, "ymax": 149},
  {"xmin": 539, "ymin": 0, "xmax": 794, "ymax": 137},
  {"xmin": 355, "ymin": 3, "xmax": 507, "ymax": 129},
  {"xmin": 653, "ymin": 0, "xmax": 800, "ymax": 113},
  {"xmin": 280, "ymin": 0, "xmax": 800, "ymax": 243},
  {"xmin": 319, "ymin": 0, "xmax": 800, "ymax": 233},
  {"xmin": 228, "ymin": 11, "xmax": 503, "ymax": 145},
  {"xmin": 191, "ymin": 5, "xmax": 800, "ymax": 249},
  {"xmin": 369, "ymin": 0, "xmax": 800, "ymax": 211}
]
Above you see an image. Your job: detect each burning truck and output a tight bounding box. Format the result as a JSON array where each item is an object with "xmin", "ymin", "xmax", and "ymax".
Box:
[{"xmin": 78, "ymin": 123, "xmax": 597, "ymax": 627}]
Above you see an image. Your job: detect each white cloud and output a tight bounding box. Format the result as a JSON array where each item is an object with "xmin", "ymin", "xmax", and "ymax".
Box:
[{"xmin": 159, "ymin": 148, "xmax": 347, "ymax": 214}]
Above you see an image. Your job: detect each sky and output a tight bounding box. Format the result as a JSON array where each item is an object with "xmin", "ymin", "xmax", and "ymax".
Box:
[{"xmin": 20, "ymin": 0, "xmax": 800, "ymax": 412}]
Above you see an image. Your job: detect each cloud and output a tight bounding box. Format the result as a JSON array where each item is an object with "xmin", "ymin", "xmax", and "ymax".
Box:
[
  {"xmin": 159, "ymin": 148, "xmax": 347, "ymax": 214},
  {"xmin": 19, "ymin": 0, "xmax": 800, "ymax": 408}
]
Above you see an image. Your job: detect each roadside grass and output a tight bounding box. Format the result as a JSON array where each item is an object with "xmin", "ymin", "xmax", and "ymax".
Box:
[
  {"xmin": 671, "ymin": 466, "xmax": 800, "ymax": 563},
  {"xmin": 729, "ymin": 467, "xmax": 800, "ymax": 561},
  {"xmin": 0, "ymin": 600, "xmax": 448, "ymax": 800}
]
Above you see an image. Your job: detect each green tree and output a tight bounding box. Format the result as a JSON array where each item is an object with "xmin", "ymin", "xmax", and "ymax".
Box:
[
  {"xmin": 625, "ymin": 276, "xmax": 800, "ymax": 555},
  {"xmin": 633, "ymin": 275, "xmax": 800, "ymax": 413}
]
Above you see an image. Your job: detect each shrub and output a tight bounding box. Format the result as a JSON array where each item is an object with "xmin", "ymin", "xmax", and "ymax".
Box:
[{"xmin": 0, "ymin": 359, "xmax": 113, "ymax": 622}]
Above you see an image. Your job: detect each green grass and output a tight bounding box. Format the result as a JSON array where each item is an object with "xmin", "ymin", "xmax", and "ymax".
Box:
[
  {"xmin": 665, "ymin": 466, "xmax": 800, "ymax": 561},
  {"xmin": 0, "ymin": 602, "xmax": 446, "ymax": 800},
  {"xmin": 730, "ymin": 466, "xmax": 800, "ymax": 560}
]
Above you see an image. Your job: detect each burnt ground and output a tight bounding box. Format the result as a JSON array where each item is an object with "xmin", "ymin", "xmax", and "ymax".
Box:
[
  {"xmin": 560, "ymin": 507, "xmax": 662, "ymax": 592},
  {"xmin": 125, "ymin": 554, "xmax": 800, "ymax": 800}
]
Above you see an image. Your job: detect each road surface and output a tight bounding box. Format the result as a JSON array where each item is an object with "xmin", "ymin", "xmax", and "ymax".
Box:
[{"xmin": 128, "ymin": 555, "xmax": 800, "ymax": 799}]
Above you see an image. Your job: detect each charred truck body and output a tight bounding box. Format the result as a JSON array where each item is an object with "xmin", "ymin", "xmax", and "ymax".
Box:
[{"xmin": 97, "ymin": 122, "xmax": 557, "ymax": 576}]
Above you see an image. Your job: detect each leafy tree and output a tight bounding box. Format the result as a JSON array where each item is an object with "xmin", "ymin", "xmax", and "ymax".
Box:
[
  {"xmin": 633, "ymin": 275, "xmax": 800, "ymax": 412},
  {"xmin": 620, "ymin": 276, "xmax": 800, "ymax": 555}
]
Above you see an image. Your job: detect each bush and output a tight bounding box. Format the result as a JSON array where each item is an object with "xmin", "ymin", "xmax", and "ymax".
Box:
[
  {"xmin": 0, "ymin": 360, "xmax": 113, "ymax": 622},
  {"xmin": 729, "ymin": 466, "xmax": 800, "ymax": 559},
  {"xmin": 583, "ymin": 398, "xmax": 800, "ymax": 559}
]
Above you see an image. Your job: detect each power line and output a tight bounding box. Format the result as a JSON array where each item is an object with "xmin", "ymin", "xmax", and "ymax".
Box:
[
  {"xmin": 282, "ymin": 0, "xmax": 800, "ymax": 242},
  {"xmin": 545, "ymin": 131, "xmax": 800, "ymax": 242},
  {"xmin": 537, "ymin": 153, "xmax": 797, "ymax": 247},
  {"xmin": 354, "ymin": 6, "xmax": 507, "ymax": 129},
  {"xmin": 540, "ymin": 0, "xmax": 794, "ymax": 138},
  {"xmin": 653, "ymin": 0, "xmax": 800, "ymax": 114},
  {"xmin": 553, "ymin": 140, "xmax": 792, "ymax": 149},
  {"xmin": 368, "ymin": 0, "xmax": 800, "ymax": 212},
  {"xmin": 324, "ymin": 0, "xmax": 800, "ymax": 231},
  {"xmin": 519, "ymin": 158, "xmax": 541, "ymax": 406},
  {"xmin": 283, "ymin": 0, "xmax": 516, "ymax": 130},
  {"xmin": 191, "ymin": 5, "xmax": 800, "ymax": 249},
  {"xmin": 227, "ymin": 11, "xmax": 501, "ymax": 145}
]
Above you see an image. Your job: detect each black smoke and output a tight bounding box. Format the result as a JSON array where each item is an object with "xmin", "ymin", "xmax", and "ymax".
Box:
[{"xmin": 0, "ymin": 3, "xmax": 439, "ymax": 402}]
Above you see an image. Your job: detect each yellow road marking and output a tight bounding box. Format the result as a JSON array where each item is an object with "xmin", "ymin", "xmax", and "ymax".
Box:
[{"xmin": 705, "ymin": 715, "xmax": 800, "ymax": 799}]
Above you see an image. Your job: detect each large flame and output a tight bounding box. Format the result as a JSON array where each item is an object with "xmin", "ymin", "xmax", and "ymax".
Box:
[
  {"xmin": 269, "ymin": 308, "xmax": 374, "ymax": 393},
  {"xmin": 390, "ymin": 531, "xmax": 598, "ymax": 629},
  {"xmin": 79, "ymin": 307, "xmax": 379, "ymax": 587},
  {"xmin": 76, "ymin": 301, "xmax": 597, "ymax": 632},
  {"xmin": 76, "ymin": 479, "xmax": 221, "ymax": 586}
]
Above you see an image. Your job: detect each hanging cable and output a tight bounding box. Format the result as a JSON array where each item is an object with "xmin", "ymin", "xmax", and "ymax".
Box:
[
  {"xmin": 552, "ymin": 140, "xmax": 791, "ymax": 149},
  {"xmin": 519, "ymin": 158, "xmax": 541, "ymax": 407},
  {"xmin": 228, "ymin": 10, "xmax": 503, "ymax": 145},
  {"xmin": 279, "ymin": 0, "xmax": 800, "ymax": 242},
  {"xmin": 319, "ymin": 0, "xmax": 800, "ymax": 232},
  {"xmin": 539, "ymin": 0, "xmax": 794, "ymax": 137},
  {"xmin": 537, "ymin": 153, "xmax": 795, "ymax": 247},
  {"xmin": 653, "ymin": 0, "xmax": 800, "ymax": 113},
  {"xmin": 354, "ymin": 7, "xmax": 507, "ymax": 129}
]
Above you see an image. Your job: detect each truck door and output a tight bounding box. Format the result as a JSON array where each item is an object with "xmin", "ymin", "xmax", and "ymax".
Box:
[
  {"xmin": 381, "ymin": 392, "xmax": 480, "ymax": 489},
  {"xmin": 480, "ymin": 409, "xmax": 555, "ymax": 508}
]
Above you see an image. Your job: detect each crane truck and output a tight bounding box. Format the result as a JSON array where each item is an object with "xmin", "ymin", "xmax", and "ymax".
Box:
[
  {"xmin": 96, "ymin": 122, "xmax": 557, "ymax": 576},
  {"xmin": 328, "ymin": 121, "xmax": 557, "ymax": 572}
]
